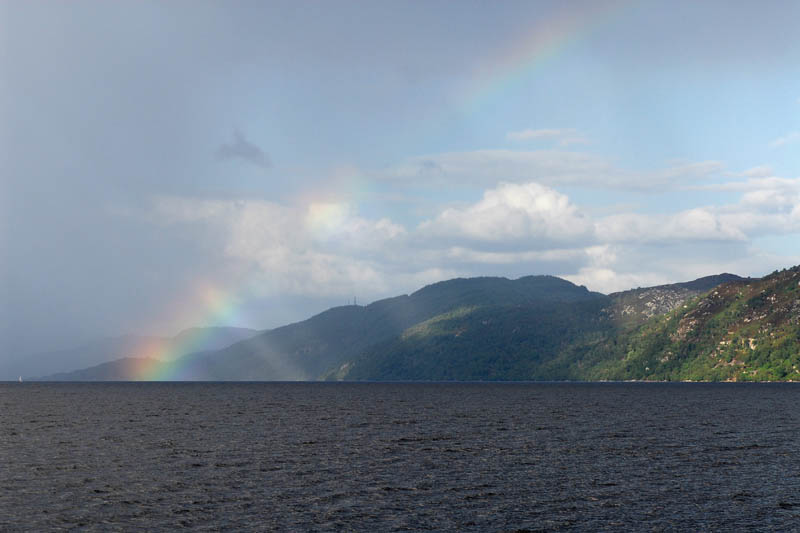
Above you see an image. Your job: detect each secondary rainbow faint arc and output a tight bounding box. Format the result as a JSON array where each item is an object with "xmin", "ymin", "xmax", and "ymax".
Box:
[{"xmin": 459, "ymin": 1, "xmax": 632, "ymax": 112}]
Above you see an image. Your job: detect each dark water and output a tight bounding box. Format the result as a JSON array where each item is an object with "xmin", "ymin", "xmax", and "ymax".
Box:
[{"xmin": 2, "ymin": 383, "xmax": 800, "ymax": 531}]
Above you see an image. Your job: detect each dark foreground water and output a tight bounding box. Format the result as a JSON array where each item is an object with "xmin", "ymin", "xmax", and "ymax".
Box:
[{"xmin": 2, "ymin": 383, "xmax": 800, "ymax": 532}]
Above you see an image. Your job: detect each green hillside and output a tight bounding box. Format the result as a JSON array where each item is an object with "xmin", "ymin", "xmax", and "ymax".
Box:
[
  {"xmin": 329, "ymin": 274, "xmax": 745, "ymax": 382},
  {"xmin": 580, "ymin": 267, "xmax": 800, "ymax": 381},
  {"xmin": 329, "ymin": 299, "xmax": 611, "ymax": 381},
  {"xmin": 42, "ymin": 269, "xmax": 798, "ymax": 383},
  {"xmin": 168, "ymin": 275, "xmax": 605, "ymax": 381}
]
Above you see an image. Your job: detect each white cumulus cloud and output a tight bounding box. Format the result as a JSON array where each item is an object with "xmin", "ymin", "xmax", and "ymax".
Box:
[
  {"xmin": 596, "ymin": 209, "xmax": 746, "ymax": 244},
  {"xmin": 418, "ymin": 182, "xmax": 593, "ymax": 249},
  {"xmin": 145, "ymin": 168, "xmax": 800, "ymax": 300},
  {"xmin": 152, "ymin": 196, "xmax": 405, "ymax": 297}
]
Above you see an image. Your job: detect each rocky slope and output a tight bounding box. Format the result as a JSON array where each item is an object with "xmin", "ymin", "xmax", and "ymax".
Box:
[
  {"xmin": 582, "ymin": 268, "xmax": 800, "ymax": 381},
  {"xmin": 605, "ymin": 274, "xmax": 745, "ymax": 328}
]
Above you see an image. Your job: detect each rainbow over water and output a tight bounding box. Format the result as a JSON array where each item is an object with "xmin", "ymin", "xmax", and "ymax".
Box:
[{"xmin": 128, "ymin": 281, "xmax": 247, "ymax": 380}]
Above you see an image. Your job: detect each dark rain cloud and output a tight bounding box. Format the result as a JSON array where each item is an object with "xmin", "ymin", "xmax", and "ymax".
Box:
[
  {"xmin": 217, "ymin": 130, "xmax": 271, "ymax": 169},
  {"xmin": 417, "ymin": 159, "xmax": 444, "ymax": 177}
]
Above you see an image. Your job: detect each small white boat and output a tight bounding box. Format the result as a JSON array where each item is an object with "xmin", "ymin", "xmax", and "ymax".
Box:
[{"xmin": 18, "ymin": 376, "xmax": 22, "ymax": 383}]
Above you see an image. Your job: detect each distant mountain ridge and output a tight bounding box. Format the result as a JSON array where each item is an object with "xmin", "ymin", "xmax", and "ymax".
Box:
[
  {"xmin": 28, "ymin": 327, "xmax": 259, "ymax": 381},
  {"xmin": 39, "ymin": 357, "xmax": 162, "ymax": 382},
  {"xmin": 6, "ymin": 335, "xmax": 150, "ymax": 381},
  {"xmin": 34, "ymin": 271, "xmax": 772, "ymax": 382}
]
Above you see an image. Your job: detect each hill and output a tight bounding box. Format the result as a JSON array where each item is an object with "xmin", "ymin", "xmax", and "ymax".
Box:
[
  {"xmin": 579, "ymin": 267, "xmax": 800, "ymax": 381},
  {"xmin": 6, "ymin": 335, "xmax": 153, "ymax": 381},
  {"xmin": 30, "ymin": 327, "xmax": 259, "ymax": 381},
  {"xmin": 330, "ymin": 274, "xmax": 746, "ymax": 381},
  {"xmin": 605, "ymin": 274, "xmax": 745, "ymax": 328},
  {"xmin": 35, "ymin": 271, "xmax": 767, "ymax": 382},
  {"xmin": 38, "ymin": 357, "xmax": 162, "ymax": 381},
  {"xmin": 329, "ymin": 299, "xmax": 610, "ymax": 381},
  {"xmin": 158, "ymin": 275, "xmax": 606, "ymax": 381}
]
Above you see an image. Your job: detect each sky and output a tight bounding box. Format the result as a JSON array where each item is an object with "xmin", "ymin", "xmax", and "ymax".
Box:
[{"xmin": 2, "ymin": 0, "xmax": 800, "ymax": 357}]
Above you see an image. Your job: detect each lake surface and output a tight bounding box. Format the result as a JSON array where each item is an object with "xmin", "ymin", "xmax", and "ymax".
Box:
[{"xmin": 2, "ymin": 382, "xmax": 800, "ymax": 531}]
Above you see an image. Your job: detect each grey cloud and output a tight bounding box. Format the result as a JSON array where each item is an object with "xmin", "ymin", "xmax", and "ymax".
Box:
[
  {"xmin": 417, "ymin": 159, "xmax": 445, "ymax": 177},
  {"xmin": 217, "ymin": 130, "xmax": 271, "ymax": 169}
]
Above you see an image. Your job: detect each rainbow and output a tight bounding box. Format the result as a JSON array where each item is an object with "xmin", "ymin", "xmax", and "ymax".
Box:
[
  {"xmin": 127, "ymin": 281, "xmax": 247, "ymax": 380},
  {"xmin": 459, "ymin": 1, "xmax": 631, "ymax": 112},
  {"xmin": 122, "ymin": 4, "xmax": 634, "ymax": 381},
  {"xmin": 125, "ymin": 192, "xmax": 377, "ymax": 381}
]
